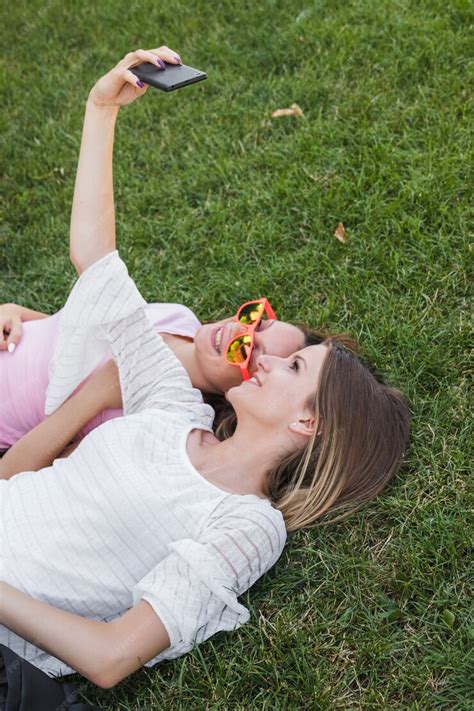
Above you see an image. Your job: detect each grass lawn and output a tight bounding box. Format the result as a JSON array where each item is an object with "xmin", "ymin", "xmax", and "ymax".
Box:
[{"xmin": 0, "ymin": 0, "xmax": 472, "ymax": 708}]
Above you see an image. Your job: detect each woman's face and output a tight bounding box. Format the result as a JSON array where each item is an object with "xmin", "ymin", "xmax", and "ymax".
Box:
[
  {"xmin": 227, "ymin": 344, "xmax": 329, "ymax": 428},
  {"xmin": 193, "ymin": 313, "xmax": 306, "ymax": 393}
]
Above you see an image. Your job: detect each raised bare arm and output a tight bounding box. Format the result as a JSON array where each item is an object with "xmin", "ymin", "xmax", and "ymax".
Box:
[{"xmin": 69, "ymin": 46, "xmax": 182, "ymax": 275}]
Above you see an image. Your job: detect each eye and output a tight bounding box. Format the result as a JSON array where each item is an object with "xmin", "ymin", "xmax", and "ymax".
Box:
[
  {"xmin": 248, "ymin": 344, "xmax": 260, "ymax": 366},
  {"xmin": 289, "ymin": 359, "xmax": 300, "ymax": 372}
]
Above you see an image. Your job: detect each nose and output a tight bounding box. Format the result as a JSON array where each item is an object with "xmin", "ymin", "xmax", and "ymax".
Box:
[
  {"xmin": 256, "ymin": 352, "xmax": 291, "ymax": 372},
  {"xmin": 255, "ymin": 353, "xmax": 275, "ymax": 371},
  {"xmin": 228, "ymin": 321, "xmax": 249, "ymax": 339}
]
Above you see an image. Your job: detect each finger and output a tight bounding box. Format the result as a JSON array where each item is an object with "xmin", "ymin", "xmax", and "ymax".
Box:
[
  {"xmin": 0, "ymin": 325, "xmax": 10, "ymax": 351},
  {"xmin": 119, "ymin": 48, "xmax": 166, "ymax": 71},
  {"xmin": 121, "ymin": 68, "xmax": 149, "ymax": 91},
  {"xmin": 151, "ymin": 45, "xmax": 182, "ymax": 65},
  {"xmin": 115, "ymin": 50, "xmax": 146, "ymax": 71},
  {"xmin": 117, "ymin": 47, "xmax": 182, "ymax": 72},
  {"xmin": 6, "ymin": 319, "xmax": 22, "ymax": 353},
  {"xmin": 0, "ymin": 317, "xmax": 11, "ymax": 349}
]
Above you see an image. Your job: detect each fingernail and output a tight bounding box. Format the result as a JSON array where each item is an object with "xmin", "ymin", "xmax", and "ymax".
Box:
[
  {"xmin": 136, "ymin": 80, "xmax": 145, "ymax": 88},
  {"xmin": 173, "ymin": 55, "xmax": 181, "ymax": 63},
  {"xmin": 8, "ymin": 343, "xmax": 16, "ymax": 354},
  {"xmin": 157, "ymin": 58, "xmax": 166, "ymax": 69}
]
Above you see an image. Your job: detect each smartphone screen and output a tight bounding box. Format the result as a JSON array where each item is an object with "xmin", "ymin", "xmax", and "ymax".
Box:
[{"xmin": 130, "ymin": 62, "xmax": 207, "ymax": 92}]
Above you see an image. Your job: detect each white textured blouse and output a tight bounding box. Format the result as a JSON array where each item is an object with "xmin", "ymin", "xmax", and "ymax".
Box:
[{"xmin": 0, "ymin": 251, "xmax": 287, "ymax": 679}]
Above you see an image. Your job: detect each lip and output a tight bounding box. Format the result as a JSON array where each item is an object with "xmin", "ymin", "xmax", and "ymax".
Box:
[
  {"xmin": 210, "ymin": 326, "xmax": 219, "ymax": 352},
  {"xmin": 211, "ymin": 324, "xmax": 225, "ymax": 354},
  {"xmin": 219, "ymin": 325, "xmax": 227, "ymax": 354}
]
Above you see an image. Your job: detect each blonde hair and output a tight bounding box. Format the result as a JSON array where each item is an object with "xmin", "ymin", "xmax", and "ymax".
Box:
[
  {"xmin": 206, "ymin": 333, "xmax": 409, "ymax": 533},
  {"xmin": 266, "ymin": 341, "xmax": 410, "ymax": 532}
]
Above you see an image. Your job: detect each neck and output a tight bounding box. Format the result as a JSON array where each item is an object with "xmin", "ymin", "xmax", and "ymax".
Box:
[{"xmin": 195, "ymin": 421, "xmax": 292, "ymax": 499}]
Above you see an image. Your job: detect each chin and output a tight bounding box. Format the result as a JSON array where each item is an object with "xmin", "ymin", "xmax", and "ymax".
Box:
[
  {"xmin": 224, "ymin": 384, "xmax": 240, "ymax": 403},
  {"xmin": 226, "ymin": 379, "xmax": 252, "ymax": 405}
]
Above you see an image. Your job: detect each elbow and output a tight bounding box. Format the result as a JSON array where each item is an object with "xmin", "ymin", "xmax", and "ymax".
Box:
[
  {"xmin": 91, "ymin": 663, "xmax": 121, "ymax": 690},
  {"xmin": 95, "ymin": 674, "xmax": 118, "ymax": 690},
  {"xmin": 83, "ymin": 633, "xmax": 123, "ymax": 690},
  {"xmin": 93, "ymin": 652, "xmax": 129, "ymax": 690},
  {"xmin": 74, "ymin": 666, "xmax": 113, "ymax": 690},
  {"xmin": 95, "ymin": 666, "xmax": 130, "ymax": 690}
]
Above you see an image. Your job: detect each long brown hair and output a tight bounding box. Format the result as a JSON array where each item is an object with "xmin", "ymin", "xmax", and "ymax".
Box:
[
  {"xmin": 266, "ymin": 340, "xmax": 410, "ymax": 531},
  {"xmin": 204, "ymin": 330, "xmax": 409, "ymax": 533}
]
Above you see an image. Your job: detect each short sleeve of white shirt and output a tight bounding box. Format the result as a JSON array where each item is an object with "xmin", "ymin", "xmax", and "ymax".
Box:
[
  {"xmin": 131, "ymin": 496, "xmax": 287, "ymax": 664},
  {"xmin": 45, "ymin": 251, "xmax": 207, "ymax": 420}
]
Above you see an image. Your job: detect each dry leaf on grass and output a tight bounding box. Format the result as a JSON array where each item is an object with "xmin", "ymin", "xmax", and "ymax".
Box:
[
  {"xmin": 334, "ymin": 222, "xmax": 348, "ymax": 243},
  {"xmin": 271, "ymin": 103, "xmax": 304, "ymax": 118}
]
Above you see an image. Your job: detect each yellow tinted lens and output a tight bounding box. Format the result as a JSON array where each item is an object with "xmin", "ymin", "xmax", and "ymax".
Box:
[
  {"xmin": 239, "ymin": 302, "xmax": 264, "ymax": 325},
  {"xmin": 226, "ymin": 334, "xmax": 252, "ymax": 364}
]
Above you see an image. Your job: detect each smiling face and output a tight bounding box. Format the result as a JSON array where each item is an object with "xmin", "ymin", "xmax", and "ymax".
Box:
[
  {"xmin": 193, "ymin": 315, "xmax": 306, "ymax": 393},
  {"xmin": 226, "ymin": 344, "xmax": 329, "ymax": 431}
]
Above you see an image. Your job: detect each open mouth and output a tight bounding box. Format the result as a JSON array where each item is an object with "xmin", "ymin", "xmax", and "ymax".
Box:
[{"xmin": 212, "ymin": 325, "xmax": 225, "ymax": 354}]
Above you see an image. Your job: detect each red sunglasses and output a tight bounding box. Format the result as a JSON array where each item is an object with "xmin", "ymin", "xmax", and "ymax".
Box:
[{"xmin": 223, "ymin": 298, "xmax": 276, "ymax": 380}]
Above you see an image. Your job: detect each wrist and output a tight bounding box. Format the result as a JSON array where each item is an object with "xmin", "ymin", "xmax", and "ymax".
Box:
[{"xmin": 86, "ymin": 95, "xmax": 120, "ymax": 120}]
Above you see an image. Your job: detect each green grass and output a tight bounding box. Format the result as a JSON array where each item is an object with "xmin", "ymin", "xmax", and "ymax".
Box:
[{"xmin": 1, "ymin": 0, "xmax": 472, "ymax": 708}]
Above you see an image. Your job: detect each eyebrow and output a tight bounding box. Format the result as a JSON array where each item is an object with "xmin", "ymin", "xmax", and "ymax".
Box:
[
  {"xmin": 256, "ymin": 319, "xmax": 273, "ymax": 354},
  {"xmin": 295, "ymin": 354, "xmax": 307, "ymax": 369}
]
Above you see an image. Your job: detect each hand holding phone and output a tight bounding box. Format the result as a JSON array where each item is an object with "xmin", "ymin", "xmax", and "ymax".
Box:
[
  {"xmin": 89, "ymin": 47, "xmax": 192, "ymax": 107},
  {"xmin": 130, "ymin": 61, "xmax": 207, "ymax": 92}
]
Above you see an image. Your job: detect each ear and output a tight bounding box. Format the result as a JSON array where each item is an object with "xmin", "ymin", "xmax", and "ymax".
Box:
[
  {"xmin": 288, "ymin": 417, "xmax": 316, "ymax": 438},
  {"xmin": 288, "ymin": 415, "xmax": 324, "ymax": 438}
]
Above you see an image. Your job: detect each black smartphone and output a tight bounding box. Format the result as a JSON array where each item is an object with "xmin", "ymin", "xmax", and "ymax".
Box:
[{"xmin": 129, "ymin": 61, "xmax": 207, "ymax": 92}]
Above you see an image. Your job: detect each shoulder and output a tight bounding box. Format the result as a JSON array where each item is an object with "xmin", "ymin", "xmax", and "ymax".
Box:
[
  {"xmin": 167, "ymin": 303, "xmax": 201, "ymax": 323},
  {"xmin": 145, "ymin": 303, "xmax": 201, "ymax": 335},
  {"xmin": 209, "ymin": 495, "xmax": 287, "ymax": 566}
]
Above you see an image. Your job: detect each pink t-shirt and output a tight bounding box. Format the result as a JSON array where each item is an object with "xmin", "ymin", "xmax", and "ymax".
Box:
[{"xmin": 0, "ymin": 303, "xmax": 201, "ymax": 449}]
